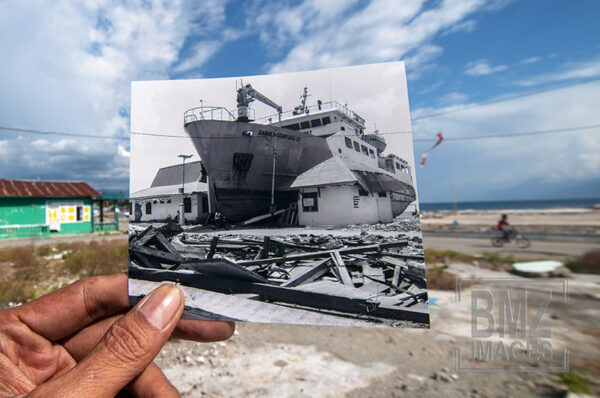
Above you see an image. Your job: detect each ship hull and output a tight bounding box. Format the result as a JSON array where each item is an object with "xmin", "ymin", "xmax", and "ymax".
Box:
[
  {"xmin": 391, "ymin": 191, "xmax": 416, "ymax": 216},
  {"xmin": 184, "ymin": 120, "xmax": 333, "ymax": 222}
]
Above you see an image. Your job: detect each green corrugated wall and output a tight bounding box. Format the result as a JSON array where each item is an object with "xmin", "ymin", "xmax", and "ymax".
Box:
[{"xmin": 0, "ymin": 197, "xmax": 94, "ymax": 239}]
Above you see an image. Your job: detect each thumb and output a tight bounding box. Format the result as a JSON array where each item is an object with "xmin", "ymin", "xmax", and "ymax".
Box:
[{"xmin": 31, "ymin": 284, "xmax": 184, "ymax": 398}]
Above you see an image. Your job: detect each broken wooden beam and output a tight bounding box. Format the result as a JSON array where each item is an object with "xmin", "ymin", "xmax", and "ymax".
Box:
[
  {"xmin": 282, "ymin": 258, "xmax": 331, "ymax": 288},
  {"xmin": 207, "ymin": 236, "xmax": 219, "ymax": 260},
  {"xmin": 175, "ymin": 258, "xmax": 270, "ymax": 283},
  {"xmin": 330, "ymin": 251, "xmax": 354, "ymax": 286},
  {"xmin": 380, "ymin": 251, "xmax": 425, "ymax": 262},
  {"xmin": 129, "ymin": 267, "xmax": 428, "ymax": 323},
  {"xmin": 130, "ymin": 244, "xmax": 182, "ymax": 264},
  {"xmin": 153, "ymin": 233, "xmax": 183, "ymax": 262},
  {"xmin": 135, "ymin": 227, "xmax": 158, "ymax": 247},
  {"xmin": 380, "ymin": 256, "xmax": 426, "ymax": 281},
  {"xmin": 392, "ymin": 263, "xmax": 403, "ymax": 287},
  {"xmin": 237, "ymin": 241, "xmax": 408, "ymax": 267},
  {"xmin": 241, "ymin": 209, "xmax": 285, "ymax": 225}
]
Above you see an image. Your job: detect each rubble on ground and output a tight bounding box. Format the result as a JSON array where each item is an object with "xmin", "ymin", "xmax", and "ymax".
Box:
[{"xmin": 128, "ymin": 225, "xmax": 429, "ymax": 327}]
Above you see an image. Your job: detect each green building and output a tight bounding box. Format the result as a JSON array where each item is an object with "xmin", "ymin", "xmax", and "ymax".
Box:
[{"xmin": 0, "ymin": 179, "xmax": 101, "ymax": 239}]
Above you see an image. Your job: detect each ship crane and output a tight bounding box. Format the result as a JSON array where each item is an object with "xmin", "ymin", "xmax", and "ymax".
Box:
[{"xmin": 236, "ymin": 82, "xmax": 282, "ymax": 123}]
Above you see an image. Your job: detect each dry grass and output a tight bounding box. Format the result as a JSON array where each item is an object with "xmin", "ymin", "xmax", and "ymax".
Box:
[
  {"xmin": 424, "ymin": 248, "xmax": 474, "ymax": 265},
  {"xmin": 62, "ymin": 240, "xmax": 128, "ymax": 277},
  {"xmin": 478, "ymin": 252, "xmax": 516, "ymax": 270},
  {"xmin": 0, "ymin": 245, "xmax": 46, "ymax": 305},
  {"xmin": 426, "ymin": 266, "xmax": 464, "ymax": 290},
  {"xmin": 425, "ymin": 248, "xmax": 520, "ymax": 271},
  {"xmin": 0, "ymin": 240, "xmax": 128, "ymax": 307},
  {"xmin": 565, "ymin": 249, "xmax": 600, "ymax": 274}
]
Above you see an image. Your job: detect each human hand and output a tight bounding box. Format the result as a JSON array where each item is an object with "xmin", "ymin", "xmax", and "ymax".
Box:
[{"xmin": 0, "ymin": 273, "xmax": 235, "ymax": 397}]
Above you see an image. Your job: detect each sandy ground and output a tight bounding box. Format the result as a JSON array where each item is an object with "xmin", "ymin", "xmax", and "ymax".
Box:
[
  {"xmin": 3, "ymin": 211, "xmax": 599, "ymax": 396},
  {"xmin": 155, "ymin": 264, "xmax": 600, "ymax": 397},
  {"xmin": 423, "ymin": 236, "xmax": 597, "ymax": 260},
  {"xmin": 420, "ymin": 207, "xmax": 600, "ymax": 235},
  {"xmin": 146, "ymin": 216, "xmax": 599, "ymax": 397}
]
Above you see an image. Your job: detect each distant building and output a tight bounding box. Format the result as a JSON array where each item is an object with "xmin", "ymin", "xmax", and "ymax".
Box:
[
  {"xmin": 291, "ymin": 157, "xmax": 411, "ymax": 226},
  {"xmin": 0, "ymin": 179, "xmax": 100, "ymax": 239},
  {"xmin": 130, "ymin": 161, "xmax": 209, "ymax": 224}
]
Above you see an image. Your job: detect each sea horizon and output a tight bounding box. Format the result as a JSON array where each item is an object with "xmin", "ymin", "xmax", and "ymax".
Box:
[{"xmin": 419, "ymin": 197, "xmax": 600, "ymax": 212}]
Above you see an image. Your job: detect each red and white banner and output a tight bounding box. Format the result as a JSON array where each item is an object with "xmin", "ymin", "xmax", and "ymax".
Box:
[{"xmin": 420, "ymin": 132, "xmax": 444, "ymax": 166}]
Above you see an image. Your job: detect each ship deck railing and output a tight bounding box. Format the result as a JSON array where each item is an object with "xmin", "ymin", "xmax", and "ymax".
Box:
[
  {"xmin": 254, "ymin": 101, "xmax": 366, "ymax": 126},
  {"xmin": 184, "ymin": 101, "xmax": 365, "ymax": 126},
  {"xmin": 184, "ymin": 106, "xmax": 255, "ymax": 124}
]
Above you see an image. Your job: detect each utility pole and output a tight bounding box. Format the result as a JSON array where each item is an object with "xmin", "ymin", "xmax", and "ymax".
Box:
[
  {"xmin": 270, "ymin": 140, "xmax": 277, "ymax": 214},
  {"xmin": 441, "ymin": 143, "xmax": 458, "ymax": 224},
  {"xmin": 178, "ymin": 154, "xmax": 193, "ymax": 226}
]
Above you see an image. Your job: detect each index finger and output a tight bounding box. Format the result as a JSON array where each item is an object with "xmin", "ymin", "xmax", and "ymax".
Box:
[
  {"xmin": 11, "ymin": 273, "xmax": 235, "ymax": 344},
  {"xmin": 11, "ymin": 274, "xmax": 129, "ymax": 341}
]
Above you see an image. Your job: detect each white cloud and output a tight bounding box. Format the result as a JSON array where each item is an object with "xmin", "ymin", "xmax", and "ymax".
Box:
[
  {"xmin": 405, "ymin": 45, "xmax": 443, "ymax": 80},
  {"xmin": 515, "ymin": 59, "xmax": 600, "ymax": 87},
  {"xmin": 520, "ymin": 57, "xmax": 540, "ymax": 64},
  {"xmin": 173, "ymin": 41, "xmax": 221, "ymax": 74},
  {"xmin": 412, "ymin": 80, "xmax": 600, "ymax": 198},
  {"xmin": 438, "ymin": 92, "xmax": 469, "ymax": 105},
  {"xmin": 118, "ymin": 145, "xmax": 130, "ymax": 158},
  {"xmin": 442, "ymin": 19, "xmax": 477, "ymax": 35},
  {"xmin": 418, "ymin": 80, "xmax": 444, "ymax": 94},
  {"xmin": 0, "ymin": 0, "xmax": 227, "ymax": 189},
  {"xmin": 0, "ymin": 141, "xmax": 7, "ymax": 157},
  {"xmin": 259, "ymin": 0, "xmax": 506, "ymax": 75},
  {"xmin": 464, "ymin": 59, "xmax": 507, "ymax": 76}
]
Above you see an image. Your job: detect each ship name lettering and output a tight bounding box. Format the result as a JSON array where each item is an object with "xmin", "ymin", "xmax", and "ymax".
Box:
[{"xmin": 258, "ymin": 129, "xmax": 301, "ymax": 142}]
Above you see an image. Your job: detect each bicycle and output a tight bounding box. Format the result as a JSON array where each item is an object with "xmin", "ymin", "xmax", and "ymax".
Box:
[{"xmin": 491, "ymin": 229, "xmax": 531, "ymax": 249}]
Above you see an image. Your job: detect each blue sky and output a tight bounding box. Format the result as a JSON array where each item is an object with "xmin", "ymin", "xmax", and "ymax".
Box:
[{"xmin": 0, "ymin": 0, "xmax": 599, "ymax": 203}]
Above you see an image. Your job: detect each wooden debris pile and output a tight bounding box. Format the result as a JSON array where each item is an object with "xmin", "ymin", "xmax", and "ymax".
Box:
[{"xmin": 129, "ymin": 226, "xmax": 429, "ymax": 325}]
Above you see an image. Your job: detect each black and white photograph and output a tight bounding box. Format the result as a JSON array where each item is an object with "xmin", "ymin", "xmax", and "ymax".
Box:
[{"xmin": 128, "ymin": 62, "xmax": 430, "ymax": 328}]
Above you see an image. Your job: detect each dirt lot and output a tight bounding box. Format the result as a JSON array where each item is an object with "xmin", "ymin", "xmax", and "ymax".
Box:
[
  {"xmin": 152, "ymin": 261, "xmax": 600, "ymax": 397},
  {"xmin": 1, "ymin": 220, "xmax": 598, "ymax": 396},
  {"xmin": 148, "ymin": 230, "xmax": 599, "ymax": 397}
]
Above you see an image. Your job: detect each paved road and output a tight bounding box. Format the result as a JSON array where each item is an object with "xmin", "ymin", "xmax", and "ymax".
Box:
[{"xmin": 423, "ymin": 235, "xmax": 596, "ymax": 260}]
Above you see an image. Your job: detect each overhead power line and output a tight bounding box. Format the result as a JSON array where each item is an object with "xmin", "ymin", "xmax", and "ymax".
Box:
[
  {"xmin": 413, "ymin": 124, "xmax": 600, "ymax": 142},
  {"xmin": 2, "ymin": 123, "xmax": 599, "ymax": 143},
  {"xmin": 120, "ymin": 123, "xmax": 600, "ymax": 142},
  {"xmin": 3, "ymin": 77, "xmax": 599, "ymax": 142},
  {"xmin": 128, "ymin": 130, "xmax": 415, "ymax": 139},
  {"xmin": 411, "ymin": 76, "xmax": 600, "ymax": 121},
  {"xmin": 0, "ymin": 126, "xmax": 129, "ymax": 141}
]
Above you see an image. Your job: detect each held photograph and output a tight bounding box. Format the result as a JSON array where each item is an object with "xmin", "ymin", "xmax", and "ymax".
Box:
[{"xmin": 128, "ymin": 62, "xmax": 430, "ymax": 328}]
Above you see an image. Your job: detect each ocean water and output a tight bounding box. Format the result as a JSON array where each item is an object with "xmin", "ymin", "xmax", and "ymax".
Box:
[{"xmin": 419, "ymin": 198, "xmax": 600, "ymax": 212}]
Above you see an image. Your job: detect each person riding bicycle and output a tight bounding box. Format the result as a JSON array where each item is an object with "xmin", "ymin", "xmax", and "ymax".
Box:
[{"xmin": 497, "ymin": 214, "xmax": 511, "ymax": 241}]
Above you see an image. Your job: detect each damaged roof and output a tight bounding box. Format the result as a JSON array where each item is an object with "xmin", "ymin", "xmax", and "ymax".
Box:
[
  {"xmin": 290, "ymin": 157, "xmax": 357, "ymax": 189},
  {"xmin": 151, "ymin": 161, "xmax": 204, "ymax": 187},
  {"xmin": 290, "ymin": 157, "xmax": 414, "ymax": 194},
  {"xmin": 0, "ymin": 179, "xmax": 101, "ymax": 198},
  {"xmin": 130, "ymin": 181, "xmax": 207, "ymax": 199}
]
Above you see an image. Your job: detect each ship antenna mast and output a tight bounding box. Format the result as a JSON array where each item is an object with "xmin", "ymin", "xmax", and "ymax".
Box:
[{"xmin": 292, "ymin": 87, "xmax": 311, "ymax": 115}]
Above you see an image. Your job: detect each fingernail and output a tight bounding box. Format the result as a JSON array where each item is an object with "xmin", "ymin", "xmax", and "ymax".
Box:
[{"xmin": 138, "ymin": 285, "xmax": 182, "ymax": 330}]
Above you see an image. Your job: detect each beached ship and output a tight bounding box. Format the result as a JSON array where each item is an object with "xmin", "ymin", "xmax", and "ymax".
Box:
[{"xmin": 183, "ymin": 82, "xmax": 416, "ymax": 222}]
